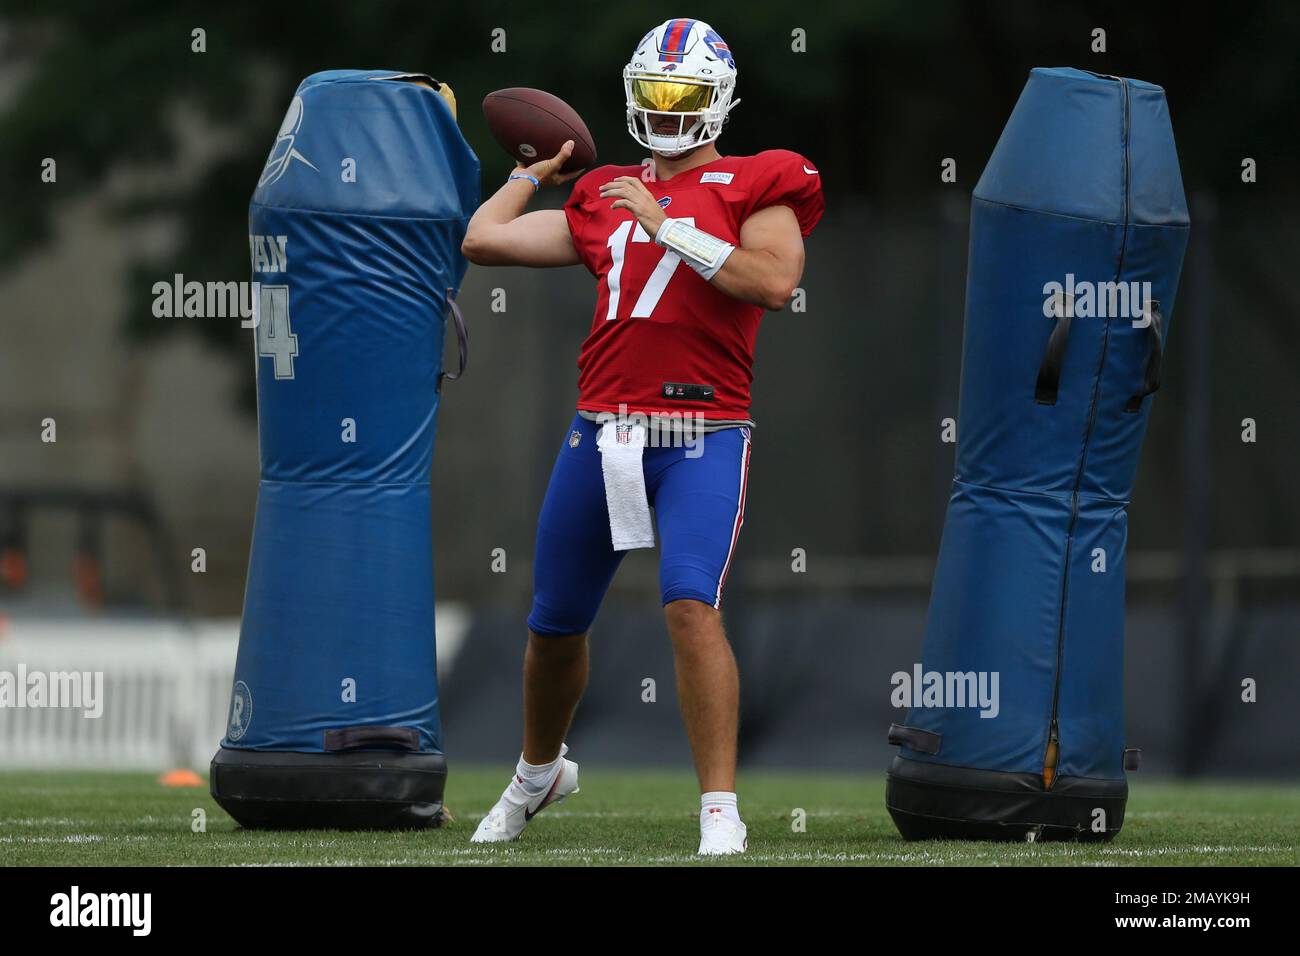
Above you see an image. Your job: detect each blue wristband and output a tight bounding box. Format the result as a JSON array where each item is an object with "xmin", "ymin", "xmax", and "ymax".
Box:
[{"xmin": 509, "ymin": 173, "xmax": 540, "ymax": 192}]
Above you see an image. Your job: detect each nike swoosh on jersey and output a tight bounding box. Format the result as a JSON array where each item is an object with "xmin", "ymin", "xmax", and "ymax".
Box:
[{"xmin": 803, "ymin": 165, "xmax": 819, "ymax": 175}]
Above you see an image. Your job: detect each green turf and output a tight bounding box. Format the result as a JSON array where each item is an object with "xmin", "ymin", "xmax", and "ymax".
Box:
[{"xmin": 1, "ymin": 769, "xmax": 1296, "ymax": 866}]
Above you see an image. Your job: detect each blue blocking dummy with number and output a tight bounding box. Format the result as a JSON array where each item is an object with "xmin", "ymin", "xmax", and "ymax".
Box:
[
  {"xmin": 886, "ymin": 69, "xmax": 1188, "ymax": 841},
  {"xmin": 211, "ymin": 71, "xmax": 478, "ymax": 829}
]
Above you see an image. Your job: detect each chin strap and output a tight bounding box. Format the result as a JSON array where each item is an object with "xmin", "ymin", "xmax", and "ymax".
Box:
[{"xmin": 647, "ymin": 117, "xmax": 707, "ymax": 156}]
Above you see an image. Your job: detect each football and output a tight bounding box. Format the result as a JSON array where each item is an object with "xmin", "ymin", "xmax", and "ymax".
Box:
[{"xmin": 482, "ymin": 87, "xmax": 597, "ymax": 174}]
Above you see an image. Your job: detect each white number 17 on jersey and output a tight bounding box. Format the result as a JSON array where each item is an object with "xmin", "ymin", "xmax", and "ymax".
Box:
[{"xmin": 604, "ymin": 217, "xmax": 695, "ymax": 321}]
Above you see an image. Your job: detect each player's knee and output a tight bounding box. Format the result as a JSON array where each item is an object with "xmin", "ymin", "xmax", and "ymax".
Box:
[
  {"xmin": 663, "ymin": 598, "xmax": 720, "ymax": 637},
  {"xmin": 528, "ymin": 593, "xmax": 600, "ymax": 640},
  {"xmin": 527, "ymin": 610, "xmax": 595, "ymax": 639},
  {"xmin": 528, "ymin": 628, "xmax": 587, "ymax": 657}
]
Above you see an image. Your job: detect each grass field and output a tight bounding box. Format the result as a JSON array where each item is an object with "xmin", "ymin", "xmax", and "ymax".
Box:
[{"xmin": 1, "ymin": 768, "xmax": 1297, "ymax": 866}]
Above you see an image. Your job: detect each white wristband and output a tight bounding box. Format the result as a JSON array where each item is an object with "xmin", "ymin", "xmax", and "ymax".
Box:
[{"xmin": 654, "ymin": 218, "xmax": 735, "ymax": 281}]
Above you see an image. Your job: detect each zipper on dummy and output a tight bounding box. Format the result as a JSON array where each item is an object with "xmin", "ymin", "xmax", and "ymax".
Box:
[{"xmin": 1042, "ymin": 75, "xmax": 1131, "ymax": 791}]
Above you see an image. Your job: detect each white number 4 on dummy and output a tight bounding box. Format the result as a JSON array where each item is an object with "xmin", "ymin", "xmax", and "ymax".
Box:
[{"xmin": 256, "ymin": 284, "xmax": 299, "ymax": 379}]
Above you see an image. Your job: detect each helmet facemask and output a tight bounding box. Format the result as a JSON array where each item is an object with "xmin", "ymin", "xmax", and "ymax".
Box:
[{"xmin": 623, "ymin": 69, "xmax": 737, "ymax": 156}]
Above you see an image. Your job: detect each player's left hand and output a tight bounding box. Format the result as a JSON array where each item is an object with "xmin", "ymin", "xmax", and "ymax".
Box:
[{"xmin": 599, "ymin": 176, "xmax": 667, "ymax": 238}]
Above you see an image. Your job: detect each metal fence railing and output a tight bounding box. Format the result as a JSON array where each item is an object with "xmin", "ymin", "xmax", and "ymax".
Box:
[{"xmin": 0, "ymin": 606, "xmax": 471, "ymax": 770}]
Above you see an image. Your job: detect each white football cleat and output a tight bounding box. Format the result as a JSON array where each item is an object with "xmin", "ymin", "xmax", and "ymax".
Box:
[
  {"xmin": 698, "ymin": 809, "xmax": 748, "ymax": 856},
  {"xmin": 470, "ymin": 755, "xmax": 580, "ymax": 843}
]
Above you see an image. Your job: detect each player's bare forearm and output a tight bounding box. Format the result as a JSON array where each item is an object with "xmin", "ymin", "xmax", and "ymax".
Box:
[
  {"xmin": 462, "ymin": 201, "xmax": 577, "ymax": 268},
  {"xmin": 461, "ymin": 142, "xmax": 583, "ymax": 267},
  {"xmin": 469, "ymin": 175, "xmax": 538, "ymax": 231},
  {"xmin": 711, "ymin": 204, "xmax": 806, "ymax": 311},
  {"xmin": 711, "ymin": 245, "xmax": 804, "ymax": 311}
]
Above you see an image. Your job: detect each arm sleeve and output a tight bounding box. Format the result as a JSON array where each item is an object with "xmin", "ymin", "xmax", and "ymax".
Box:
[{"xmin": 744, "ymin": 150, "xmax": 825, "ymax": 237}]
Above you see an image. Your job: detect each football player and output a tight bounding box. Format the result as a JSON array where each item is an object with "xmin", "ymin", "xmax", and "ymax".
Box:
[{"xmin": 462, "ymin": 17, "xmax": 823, "ymax": 855}]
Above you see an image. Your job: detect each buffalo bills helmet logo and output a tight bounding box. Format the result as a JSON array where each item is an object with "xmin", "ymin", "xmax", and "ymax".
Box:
[{"xmin": 702, "ymin": 28, "xmax": 735, "ymax": 69}]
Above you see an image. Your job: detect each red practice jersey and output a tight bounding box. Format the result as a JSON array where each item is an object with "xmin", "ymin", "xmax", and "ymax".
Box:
[{"xmin": 564, "ymin": 150, "xmax": 824, "ymax": 421}]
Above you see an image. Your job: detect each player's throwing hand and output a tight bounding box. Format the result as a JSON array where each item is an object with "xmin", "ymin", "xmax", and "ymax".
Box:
[{"xmin": 517, "ymin": 139, "xmax": 584, "ymax": 187}]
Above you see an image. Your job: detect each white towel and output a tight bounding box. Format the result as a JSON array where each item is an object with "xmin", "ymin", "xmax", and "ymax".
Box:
[{"xmin": 596, "ymin": 421, "xmax": 656, "ymax": 551}]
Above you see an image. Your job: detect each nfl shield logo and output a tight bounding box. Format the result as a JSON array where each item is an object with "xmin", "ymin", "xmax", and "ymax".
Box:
[
  {"xmin": 616, "ymin": 425, "xmax": 633, "ymax": 444},
  {"xmin": 569, "ymin": 430, "xmax": 582, "ymax": 448}
]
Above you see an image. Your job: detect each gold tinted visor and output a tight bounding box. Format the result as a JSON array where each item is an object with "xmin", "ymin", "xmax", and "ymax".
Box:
[{"xmin": 631, "ymin": 77, "xmax": 713, "ymax": 113}]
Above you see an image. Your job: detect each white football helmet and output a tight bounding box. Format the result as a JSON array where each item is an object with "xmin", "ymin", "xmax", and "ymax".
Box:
[{"xmin": 623, "ymin": 18, "xmax": 739, "ymax": 156}]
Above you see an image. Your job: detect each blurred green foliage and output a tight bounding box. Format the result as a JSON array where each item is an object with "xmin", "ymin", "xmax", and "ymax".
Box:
[{"xmin": 0, "ymin": 0, "xmax": 1296, "ymax": 366}]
